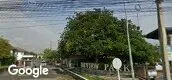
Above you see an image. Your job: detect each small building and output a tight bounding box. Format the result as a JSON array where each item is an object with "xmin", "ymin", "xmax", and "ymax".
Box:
[
  {"xmin": 145, "ymin": 27, "xmax": 172, "ymax": 61},
  {"xmin": 11, "ymin": 47, "xmax": 36, "ymax": 67}
]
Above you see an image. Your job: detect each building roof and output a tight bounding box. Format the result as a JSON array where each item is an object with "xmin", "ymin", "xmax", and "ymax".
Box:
[
  {"xmin": 145, "ymin": 27, "xmax": 172, "ymax": 39},
  {"xmin": 12, "ymin": 47, "xmax": 27, "ymax": 52},
  {"xmin": 12, "ymin": 47, "xmax": 36, "ymax": 55}
]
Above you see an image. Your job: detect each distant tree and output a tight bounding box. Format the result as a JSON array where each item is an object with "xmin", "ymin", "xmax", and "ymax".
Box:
[
  {"xmin": 58, "ymin": 8, "xmax": 159, "ymax": 64},
  {"xmin": 42, "ymin": 48, "xmax": 59, "ymax": 62},
  {"xmin": 0, "ymin": 37, "xmax": 13, "ymax": 65},
  {"xmin": 0, "ymin": 37, "xmax": 11, "ymax": 59}
]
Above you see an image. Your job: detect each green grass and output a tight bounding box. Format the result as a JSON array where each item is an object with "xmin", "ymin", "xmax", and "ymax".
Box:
[
  {"xmin": 0, "ymin": 65, "xmax": 8, "ymax": 69},
  {"xmin": 81, "ymin": 73, "xmax": 105, "ymax": 80}
]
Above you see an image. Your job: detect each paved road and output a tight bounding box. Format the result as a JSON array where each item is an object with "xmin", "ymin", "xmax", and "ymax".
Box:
[{"xmin": 0, "ymin": 65, "xmax": 75, "ymax": 80}]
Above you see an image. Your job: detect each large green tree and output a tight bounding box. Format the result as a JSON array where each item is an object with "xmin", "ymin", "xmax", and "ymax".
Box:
[{"xmin": 58, "ymin": 9, "xmax": 159, "ymax": 64}]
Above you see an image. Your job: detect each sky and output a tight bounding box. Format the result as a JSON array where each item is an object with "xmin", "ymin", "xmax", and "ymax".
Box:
[{"xmin": 0, "ymin": 0, "xmax": 172, "ymax": 53}]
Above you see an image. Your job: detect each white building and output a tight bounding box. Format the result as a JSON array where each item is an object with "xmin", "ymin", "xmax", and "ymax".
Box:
[{"xmin": 11, "ymin": 47, "xmax": 36, "ymax": 67}]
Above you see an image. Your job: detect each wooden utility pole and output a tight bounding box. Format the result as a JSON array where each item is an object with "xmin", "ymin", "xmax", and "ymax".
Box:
[{"xmin": 156, "ymin": 0, "xmax": 171, "ymax": 80}]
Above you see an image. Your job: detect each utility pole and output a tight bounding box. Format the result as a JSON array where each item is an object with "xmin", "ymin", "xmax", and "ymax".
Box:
[
  {"xmin": 124, "ymin": 1, "xmax": 135, "ymax": 80},
  {"xmin": 156, "ymin": 0, "xmax": 171, "ymax": 80}
]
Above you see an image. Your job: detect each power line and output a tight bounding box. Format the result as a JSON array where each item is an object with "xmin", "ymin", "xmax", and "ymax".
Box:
[
  {"xmin": 0, "ymin": 24, "xmax": 61, "ymax": 29},
  {"xmin": 0, "ymin": 0, "xmax": 156, "ymax": 11},
  {"xmin": 0, "ymin": 0, "xmax": 171, "ymax": 27},
  {"xmin": 0, "ymin": 19, "xmax": 66, "ymax": 22}
]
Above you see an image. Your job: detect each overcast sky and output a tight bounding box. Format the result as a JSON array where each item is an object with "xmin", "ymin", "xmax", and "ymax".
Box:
[{"xmin": 0, "ymin": 0, "xmax": 172, "ymax": 53}]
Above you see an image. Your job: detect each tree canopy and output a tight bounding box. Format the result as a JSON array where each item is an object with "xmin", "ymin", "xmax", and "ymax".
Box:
[
  {"xmin": 58, "ymin": 9, "xmax": 159, "ymax": 64},
  {"xmin": 0, "ymin": 37, "xmax": 12, "ymax": 59},
  {"xmin": 0, "ymin": 37, "xmax": 14, "ymax": 65}
]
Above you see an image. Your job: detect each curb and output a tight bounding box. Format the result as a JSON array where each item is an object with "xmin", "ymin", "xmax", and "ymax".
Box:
[{"xmin": 61, "ymin": 68, "xmax": 88, "ymax": 80}]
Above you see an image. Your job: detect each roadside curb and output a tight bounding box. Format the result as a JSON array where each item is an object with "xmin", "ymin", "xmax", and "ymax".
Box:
[
  {"xmin": 57, "ymin": 67, "xmax": 88, "ymax": 80},
  {"xmin": 65, "ymin": 69, "xmax": 88, "ymax": 80}
]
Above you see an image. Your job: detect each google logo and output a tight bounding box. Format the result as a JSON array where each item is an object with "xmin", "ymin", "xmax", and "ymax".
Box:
[{"xmin": 8, "ymin": 64, "xmax": 48, "ymax": 78}]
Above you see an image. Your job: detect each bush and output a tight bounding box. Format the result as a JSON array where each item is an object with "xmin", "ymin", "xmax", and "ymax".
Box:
[{"xmin": 0, "ymin": 55, "xmax": 15, "ymax": 66}]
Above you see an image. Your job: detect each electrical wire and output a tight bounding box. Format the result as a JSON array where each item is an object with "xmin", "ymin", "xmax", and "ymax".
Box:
[
  {"xmin": 0, "ymin": 0, "xmax": 171, "ymax": 30},
  {"xmin": 0, "ymin": 24, "xmax": 61, "ymax": 29}
]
